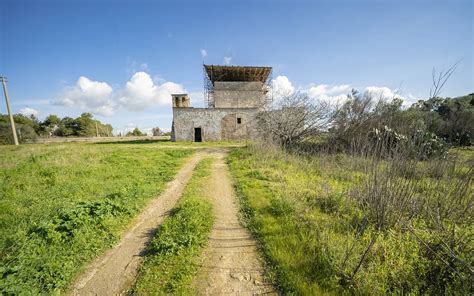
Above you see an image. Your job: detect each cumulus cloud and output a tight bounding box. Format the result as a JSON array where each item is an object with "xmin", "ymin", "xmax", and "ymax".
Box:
[
  {"xmin": 58, "ymin": 72, "xmax": 185, "ymax": 115},
  {"xmin": 364, "ymin": 86, "xmax": 401, "ymax": 101},
  {"xmin": 223, "ymin": 57, "xmax": 232, "ymax": 65},
  {"xmin": 118, "ymin": 72, "xmax": 185, "ymax": 110},
  {"xmin": 307, "ymin": 84, "xmax": 351, "ymax": 105},
  {"xmin": 19, "ymin": 107, "xmax": 39, "ymax": 117},
  {"xmin": 271, "ymin": 76, "xmax": 412, "ymax": 108},
  {"xmin": 58, "ymin": 76, "xmax": 115, "ymax": 116},
  {"xmin": 272, "ymin": 75, "xmax": 295, "ymax": 99},
  {"xmin": 200, "ymin": 49, "xmax": 208, "ymax": 58}
]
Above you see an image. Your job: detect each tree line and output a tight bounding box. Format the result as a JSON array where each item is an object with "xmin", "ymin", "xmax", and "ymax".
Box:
[
  {"xmin": 0, "ymin": 112, "xmax": 113, "ymax": 144},
  {"xmin": 0, "ymin": 112, "xmax": 170, "ymax": 144}
]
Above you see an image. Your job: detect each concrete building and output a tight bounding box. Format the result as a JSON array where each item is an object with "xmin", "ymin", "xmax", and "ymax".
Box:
[{"xmin": 171, "ymin": 65, "xmax": 272, "ymax": 142}]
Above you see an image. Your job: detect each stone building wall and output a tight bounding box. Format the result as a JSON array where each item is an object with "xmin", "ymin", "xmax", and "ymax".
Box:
[
  {"xmin": 213, "ymin": 82, "xmax": 265, "ymax": 109},
  {"xmin": 172, "ymin": 107, "xmax": 260, "ymax": 141}
]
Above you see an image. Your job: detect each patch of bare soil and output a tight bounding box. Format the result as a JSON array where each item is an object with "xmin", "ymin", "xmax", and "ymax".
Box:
[
  {"xmin": 70, "ymin": 152, "xmax": 204, "ymax": 295},
  {"xmin": 191, "ymin": 152, "xmax": 276, "ymax": 295}
]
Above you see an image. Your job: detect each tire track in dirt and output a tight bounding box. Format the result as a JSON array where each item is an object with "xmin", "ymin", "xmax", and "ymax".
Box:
[
  {"xmin": 191, "ymin": 151, "xmax": 277, "ymax": 295},
  {"xmin": 70, "ymin": 152, "xmax": 205, "ymax": 295}
]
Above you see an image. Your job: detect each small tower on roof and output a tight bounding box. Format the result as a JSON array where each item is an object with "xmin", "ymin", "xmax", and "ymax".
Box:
[{"xmin": 171, "ymin": 94, "xmax": 190, "ymax": 108}]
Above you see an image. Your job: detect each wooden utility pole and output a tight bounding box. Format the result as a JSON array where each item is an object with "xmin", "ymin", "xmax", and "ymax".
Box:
[
  {"xmin": 95, "ymin": 121, "xmax": 100, "ymax": 137},
  {"xmin": 1, "ymin": 76, "xmax": 19, "ymax": 145}
]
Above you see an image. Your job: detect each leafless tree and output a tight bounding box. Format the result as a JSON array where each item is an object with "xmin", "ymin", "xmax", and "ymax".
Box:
[
  {"xmin": 429, "ymin": 60, "xmax": 461, "ymax": 99},
  {"xmin": 257, "ymin": 92, "xmax": 332, "ymax": 147}
]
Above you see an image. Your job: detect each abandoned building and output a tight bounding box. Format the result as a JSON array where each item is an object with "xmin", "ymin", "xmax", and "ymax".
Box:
[{"xmin": 171, "ymin": 65, "xmax": 272, "ymax": 142}]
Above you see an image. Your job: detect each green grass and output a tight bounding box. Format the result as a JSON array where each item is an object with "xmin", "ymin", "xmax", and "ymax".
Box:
[
  {"xmin": 98, "ymin": 138, "xmax": 246, "ymax": 148},
  {"xmin": 132, "ymin": 158, "xmax": 214, "ymax": 295},
  {"xmin": 0, "ymin": 142, "xmax": 193, "ymax": 294},
  {"xmin": 227, "ymin": 145, "xmax": 473, "ymax": 295}
]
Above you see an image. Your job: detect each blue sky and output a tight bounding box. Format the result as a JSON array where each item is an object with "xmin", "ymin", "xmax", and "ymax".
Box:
[{"xmin": 1, "ymin": 0, "xmax": 472, "ymax": 134}]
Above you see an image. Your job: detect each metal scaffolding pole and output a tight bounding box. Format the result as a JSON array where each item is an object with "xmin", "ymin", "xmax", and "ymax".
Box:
[{"xmin": 1, "ymin": 76, "xmax": 19, "ymax": 145}]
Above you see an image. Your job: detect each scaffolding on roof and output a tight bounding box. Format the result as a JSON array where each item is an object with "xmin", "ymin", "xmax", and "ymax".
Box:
[{"xmin": 203, "ymin": 64, "xmax": 273, "ymax": 108}]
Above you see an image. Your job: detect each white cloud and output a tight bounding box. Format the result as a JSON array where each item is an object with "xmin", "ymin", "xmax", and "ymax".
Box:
[
  {"xmin": 364, "ymin": 86, "xmax": 400, "ymax": 100},
  {"xmin": 19, "ymin": 107, "xmax": 39, "ymax": 117},
  {"xmin": 223, "ymin": 56, "xmax": 232, "ymax": 65},
  {"xmin": 118, "ymin": 72, "xmax": 185, "ymax": 110},
  {"xmin": 200, "ymin": 49, "xmax": 208, "ymax": 58},
  {"xmin": 272, "ymin": 75, "xmax": 295, "ymax": 99},
  {"xmin": 58, "ymin": 72, "xmax": 185, "ymax": 115},
  {"xmin": 363, "ymin": 86, "xmax": 417, "ymax": 106},
  {"xmin": 271, "ymin": 76, "xmax": 412, "ymax": 108},
  {"xmin": 307, "ymin": 84, "xmax": 351, "ymax": 106},
  {"xmin": 58, "ymin": 76, "xmax": 115, "ymax": 116}
]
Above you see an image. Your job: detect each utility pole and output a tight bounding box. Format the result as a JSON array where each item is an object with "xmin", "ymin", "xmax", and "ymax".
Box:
[
  {"xmin": 95, "ymin": 121, "xmax": 100, "ymax": 137},
  {"xmin": 1, "ymin": 76, "xmax": 19, "ymax": 145}
]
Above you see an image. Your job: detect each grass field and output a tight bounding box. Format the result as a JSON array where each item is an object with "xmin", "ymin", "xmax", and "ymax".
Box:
[
  {"xmin": 228, "ymin": 145, "xmax": 474, "ymax": 295},
  {"xmin": 0, "ymin": 141, "xmax": 193, "ymax": 294},
  {"xmin": 1, "ymin": 139, "xmax": 471, "ymax": 294},
  {"xmin": 132, "ymin": 158, "xmax": 214, "ymax": 295}
]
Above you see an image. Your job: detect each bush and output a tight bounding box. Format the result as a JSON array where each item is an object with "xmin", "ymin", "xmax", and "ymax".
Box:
[{"xmin": 0, "ymin": 122, "xmax": 37, "ymax": 144}]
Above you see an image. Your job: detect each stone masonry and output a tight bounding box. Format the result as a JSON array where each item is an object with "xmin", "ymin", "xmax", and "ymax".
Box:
[{"xmin": 171, "ymin": 65, "xmax": 272, "ymax": 142}]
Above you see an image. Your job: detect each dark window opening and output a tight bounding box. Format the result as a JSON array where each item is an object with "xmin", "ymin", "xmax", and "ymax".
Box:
[
  {"xmin": 237, "ymin": 117, "xmax": 242, "ymax": 124},
  {"xmin": 194, "ymin": 127, "xmax": 202, "ymax": 142}
]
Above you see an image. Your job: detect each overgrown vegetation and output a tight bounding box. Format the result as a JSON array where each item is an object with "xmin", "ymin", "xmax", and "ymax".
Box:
[
  {"xmin": 228, "ymin": 142, "xmax": 473, "ymax": 295},
  {"xmin": 328, "ymin": 91, "xmax": 473, "ymax": 152},
  {"xmin": 132, "ymin": 158, "xmax": 214, "ymax": 295},
  {"xmin": 235, "ymin": 85, "xmax": 473, "ymax": 294},
  {"xmin": 0, "ymin": 142, "xmax": 192, "ymax": 294}
]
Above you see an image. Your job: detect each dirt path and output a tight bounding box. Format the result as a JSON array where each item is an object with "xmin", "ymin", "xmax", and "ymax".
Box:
[
  {"xmin": 192, "ymin": 152, "xmax": 276, "ymax": 295},
  {"xmin": 70, "ymin": 152, "xmax": 204, "ymax": 295}
]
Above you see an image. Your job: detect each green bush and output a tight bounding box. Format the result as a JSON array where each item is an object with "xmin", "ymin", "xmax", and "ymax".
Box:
[{"xmin": 0, "ymin": 122, "xmax": 37, "ymax": 144}]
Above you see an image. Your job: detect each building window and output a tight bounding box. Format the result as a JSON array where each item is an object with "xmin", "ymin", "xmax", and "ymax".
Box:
[{"xmin": 237, "ymin": 117, "xmax": 242, "ymax": 124}]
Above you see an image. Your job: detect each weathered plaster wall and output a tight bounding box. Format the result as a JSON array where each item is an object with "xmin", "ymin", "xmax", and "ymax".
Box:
[
  {"xmin": 213, "ymin": 82, "xmax": 265, "ymax": 109},
  {"xmin": 172, "ymin": 107, "xmax": 260, "ymax": 141}
]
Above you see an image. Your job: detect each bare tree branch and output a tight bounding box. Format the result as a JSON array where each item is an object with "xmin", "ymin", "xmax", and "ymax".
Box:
[{"xmin": 429, "ymin": 60, "xmax": 462, "ymax": 99}]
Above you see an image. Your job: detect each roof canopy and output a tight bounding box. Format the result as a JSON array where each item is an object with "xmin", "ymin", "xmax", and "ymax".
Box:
[{"xmin": 204, "ymin": 64, "xmax": 272, "ymax": 84}]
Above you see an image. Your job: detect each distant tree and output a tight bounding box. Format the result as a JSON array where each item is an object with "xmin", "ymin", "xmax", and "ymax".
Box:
[
  {"xmin": 126, "ymin": 127, "xmax": 145, "ymax": 136},
  {"xmin": 75, "ymin": 113, "xmax": 96, "ymax": 137},
  {"xmin": 152, "ymin": 127, "xmax": 162, "ymax": 136},
  {"xmin": 0, "ymin": 114, "xmax": 39, "ymax": 144},
  {"xmin": 16, "ymin": 124, "xmax": 38, "ymax": 143},
  {"xmin": 40, "ymin": 114, "xmax": 61, "ymax": 136},
  {"xmin": 434, "ymin": 95, "xmax": 473, "ymax": 145},
  {"xmin": 57, "ymin": 117, "xmax": 76, "ymax": 136},
  {"xmin": 0, "ymin": 122, "xmax": 37, "ymax": 144},
  {"xmin": 100, "ymin": 123, "xmax": 113, "ymax": 137},
  {"xmin": 0, "ymin": 112, "xmax": 114, "ymax": 142}
]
